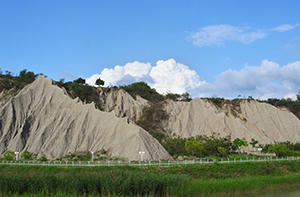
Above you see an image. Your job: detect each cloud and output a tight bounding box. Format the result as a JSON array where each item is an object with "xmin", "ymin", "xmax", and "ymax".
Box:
[
  {"xmin": 188, "ymin": 24, "xmax": 267, "ymax": 47},
  {"xmin": 57, "ymin": 71, "xmax": 79, "ymax": 81},
  {"xmin": 86, "ymin": 59, "xmax": 205, "ymax": 94},
  {"xmin": 86, "ymin": 59, "xmax": 300, "ymax": 100},
  {"xmin": 86, "ymin": 61, "xmax": 152, "ymax": 86},
  {"xmin": 188, "ymin": 24, "xmax": 299, "ymax": 47},
  {"xmin": 272, "ymin": 24, "xmax": 299, "ymax": 32},
  {"xmin": 196, "ymin": 60, "xmax": 300, "ymax": 100},
  {"xmin": 150, "ymin": 59, "xmax": 205, "ymax": 93}
]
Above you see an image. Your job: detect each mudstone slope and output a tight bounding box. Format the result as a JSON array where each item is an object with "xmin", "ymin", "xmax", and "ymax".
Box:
[{"xmin": 0, "ymin": 76, "xmax": 171, "ymax": 160}]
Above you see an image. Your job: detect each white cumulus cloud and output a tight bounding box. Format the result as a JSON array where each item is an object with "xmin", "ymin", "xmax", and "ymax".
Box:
[
  {"xmin": 86, "ymin": 59, "xmax": 300, "ymax": 100},
  {"xmin": 196, "ymin": 60, "xmax": 300, "ymax": 100},
  {"xmin": 86, "ymin": 59, "xmax": 205, "ymax": 95},
  {"xmin": 150, "ymin": 59, "xmax": 205, "ymax": 94},
  {"xmin": 86, "ymin": 61, "xmax": 152, "ymax": 86}
]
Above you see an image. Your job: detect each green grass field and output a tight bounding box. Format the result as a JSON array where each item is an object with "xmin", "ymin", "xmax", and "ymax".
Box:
[{"xmin": 1, "ymin": 160, "xmax": 300, "ymax": 196}]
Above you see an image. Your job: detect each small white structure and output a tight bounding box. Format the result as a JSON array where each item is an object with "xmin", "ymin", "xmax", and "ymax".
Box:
[
  {"xmin": 257, "ymin": 148, "xmax": 262, "ymax": 154},
  {"xmin": 91, "ymin": 151, "xmax": 94, "ymax": 162},
  {"xmin": 15, "ymin": 152, "xmax": 20, "ymax": 161},
  {"xmin": 139, "ymin": 151, "xmax": 145, "ymax": 162}
]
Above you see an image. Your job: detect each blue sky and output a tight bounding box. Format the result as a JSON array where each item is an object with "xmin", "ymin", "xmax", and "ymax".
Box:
[{"xmin": 1, "ymin": 0, "xmax": 300, "ymax": 99}]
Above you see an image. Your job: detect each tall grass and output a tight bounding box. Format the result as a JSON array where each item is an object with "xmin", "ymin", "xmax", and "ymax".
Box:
[
  {"xmin": 0, "ymin": 168, "xmax": 189, "ymax": 196},
  {"xmin": 1, "ymin": 161, "xmax": 300, "ymax": 196},
  {"xmin": 168, "ymin": 174, "xmax": 300, "ymax": 196}
]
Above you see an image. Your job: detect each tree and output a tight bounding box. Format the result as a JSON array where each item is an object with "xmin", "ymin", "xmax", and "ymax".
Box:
[
  {"xmin": 233, "ymin": 138, "xmax": 248, "ymax": 153},
  {"xmin": 4, "ymin": 150, "xmax": 15, "ymax": 160},
  {"xmin": 268, "ymin": 144, "xmax": 290, "ymax": 157},
  {"xmin": 185, "ymin": 140, "xmax": 204, "ymax": 156},
  {"xmin": 181, "ymin": 92, "xmax": 192, "ymax": 101},
  {"xmin": 73, "ymin": 77, "xmax": 86, "ymax": 85},
  {"xmin": 18, "ymin": 69, "xmax": 38, "ymax": 83},
  {"xmin": 38, "ymin": 153, "xmax": 48, "ymax": 162},
  {"xmin": 217, "ymin": 146, "xmax": 227, "ymax": 157},
  {"xmin": 21, "ymin": 150, "xmax": 33, "ymax": 160},
  {"xmin": 250, "ymin": 138, "xmax": 259, "ymax": 148},
  {"xmin": 95, "ymin": 78, "xmax": 105, "ymax": 86}
]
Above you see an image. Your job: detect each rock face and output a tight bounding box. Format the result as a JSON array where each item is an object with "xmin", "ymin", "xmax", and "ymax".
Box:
[
  {"xmin": 98, "ymin": 88, "xmax": 148, "ymax": 121},
  {"xmin": 0, "ymin": 76, "xmax": 172, "ymax": 161},
  {"xmin": 164, "ymin": 98, "xmax": 300, "ymax": 144}
]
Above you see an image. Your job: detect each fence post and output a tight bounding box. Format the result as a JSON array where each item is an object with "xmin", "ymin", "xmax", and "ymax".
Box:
[
  {"xmin": 221, "ymin": 159, "xmax": 223, "ymax": 163},
  {"xmin": 139, "ymin": 161, "xmax": 141, "ymax": 167},
  {"xmin": 185, "ymin": 160, "xmax": 187, "ymax": 165},
  {"xmin": 200, "ymin": 159, "xmax": 202, "ymax": 165},
  {"xmin": 234, "ymin": 158, "xmax": 236, "ymax": 163},
  {"xmin": 159, "ymin": 160, "xmax": 161, "ymax": 166},
  {"xmin": 149, "ymin": 161, "xmax": 151, "ymax": 166},
  {"xmin": 108, "ymin": 161, "xmax": 110, "ymax": 167},
  {"xmin": 168, "ymin": 160, "xmax": 170, "ymax": 166}
]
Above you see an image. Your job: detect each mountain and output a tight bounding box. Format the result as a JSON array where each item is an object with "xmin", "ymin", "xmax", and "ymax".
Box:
[
  {"xmin": 0, "ymin": 76, "xmax": 171, "ymax": 161},
  {"xmin": 164, "ymin": 98, "xmax": 300, "ymax": 144},
  {"xmin": 98, "ymin": 88, "xmax": 300, "ymax": 145}
]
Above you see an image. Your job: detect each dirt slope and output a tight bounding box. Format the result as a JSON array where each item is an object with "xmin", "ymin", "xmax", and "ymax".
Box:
[{"xmin": 0, "ymin": 76, "xmax": 171, "ymax": 161}]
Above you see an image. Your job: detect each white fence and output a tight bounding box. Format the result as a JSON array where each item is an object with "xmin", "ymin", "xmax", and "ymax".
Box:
[{"xmin": 1, "ymin": 156, "xmax": 300, "ymax": 167}]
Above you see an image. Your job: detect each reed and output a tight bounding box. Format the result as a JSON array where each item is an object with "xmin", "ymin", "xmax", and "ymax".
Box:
[
  {"xmin": 167, "ymin": 174, "xmax": 300, "ymax": 196},
  {"xmin": 0, "ymin": 168, "xmax": 189, "ymax": 196},
  {"xmin": 1, "ymin": 160, "xmax": 300, "ymax": 196}
]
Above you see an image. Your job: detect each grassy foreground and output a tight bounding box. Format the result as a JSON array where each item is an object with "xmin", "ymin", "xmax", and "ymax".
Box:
[{"xmin": 1, "ymin": 160, "xmax": 300, "ymax": 196}]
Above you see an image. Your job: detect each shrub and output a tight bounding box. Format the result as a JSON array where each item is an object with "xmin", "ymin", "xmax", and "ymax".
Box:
[
  {"xmin": 4, "ymin": 150, "xmax": 15, "ymax": 160},
  {"xmin": 21, "ymin": 150, "xmax": 33, "ymax": 160}
]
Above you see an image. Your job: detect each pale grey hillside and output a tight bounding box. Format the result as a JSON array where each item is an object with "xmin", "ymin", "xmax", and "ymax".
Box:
[
  {"xmin": 100, "ymin": 89, "xmax": 300, "ymax": 147},
  {"xmin": 0, "ymin": 75, "xmax": 172, "ymax": 161}
]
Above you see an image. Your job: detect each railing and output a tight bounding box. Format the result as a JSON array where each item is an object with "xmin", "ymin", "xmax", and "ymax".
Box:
[{"xmin": 1, "ymin": 156, "xmax": 299, "ymax": 167}]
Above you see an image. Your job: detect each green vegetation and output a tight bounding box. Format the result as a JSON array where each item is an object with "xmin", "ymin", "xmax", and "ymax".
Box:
[
  {"xmin": 0, "ymin": 165, "xmax": 188, "ymax": 197},
  {"xmin": 263, "ymin": 96, "xmax": 300, "ymax": 119},
  {"xmin": 55, "ymin": 77, "xmax": 103, "ymax": 109},
  {"xmin": 165, "ymin": 91, "xmax": 192, "ymax": 101},
  {"xmin": 161, "ymin": 133, "xmax": 246, "ymax": 158},
  {"xmin": 123, "ymin": 82, "xmax": 164, "ymax": 103},
  {"xmin": 95, "ymin": 77, "xmax": 104, "ymax": 86},
  {"xmin": 136, "ymin": 102, "xmax": 169, "ymax": 140},
  {"xmin": 0, "ymin": 69, "xmax": 39, "ymax": 95},
  {"xmin": 4, "ymin": 150, "xmax": 15, "ymax": 161},
  {"xmin": 268, "ymin": 144, "xmax": 300, "ymax": 157},
  {"xmin": 1, "ymin": 160, "xmax": 300, "ymax": 196},
  {"xmin": 185, "ymin": 140, "xmax": 204, "ymax": 156},
  {"xmin": 20, "ymin": 151, "xmax": 34, "ymax": 160}
]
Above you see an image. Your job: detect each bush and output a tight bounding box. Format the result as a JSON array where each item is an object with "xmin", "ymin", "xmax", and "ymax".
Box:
[
  {"xmin": 268, "ymin": 144, "xmax": 300, "ymax": 157},
  {"xmin": 21, "ymin": 150, "xmax": 33, "ymax": 160},
  {"xmin": 4, "ymin": 150, "xmax": 15, "ymax": 160}
]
